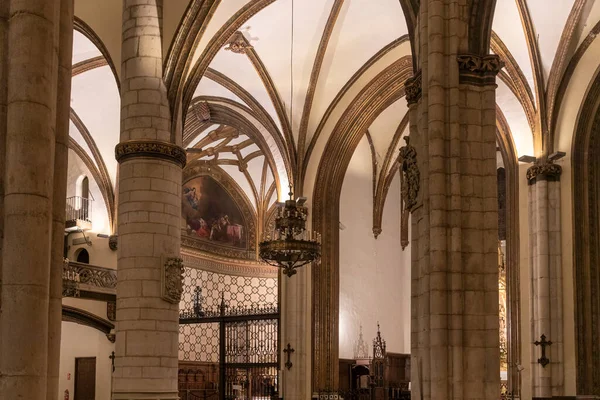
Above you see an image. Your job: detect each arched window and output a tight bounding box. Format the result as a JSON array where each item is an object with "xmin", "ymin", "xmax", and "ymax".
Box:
[
  {"xmin": 74, "ymin": 175, "xmax": 91, "ymax": 220},
  {"xmin": 81, "ymin": 176, "xmax": 89, "ymax": 200},
  {"xmin": 75, "ymin": 248, "xmax": 90, "ymax": 264}
]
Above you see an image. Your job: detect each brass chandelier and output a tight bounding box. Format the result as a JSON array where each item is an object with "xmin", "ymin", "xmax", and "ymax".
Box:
[{"xmin": 259, "ymin": 188, "xmax": 321, "ymax": 277}]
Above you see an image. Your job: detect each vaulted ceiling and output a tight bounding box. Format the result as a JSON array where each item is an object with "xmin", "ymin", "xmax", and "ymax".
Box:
[{"xmin": 70, "ymin": 0, "xmax": 600, "ymax": 234}]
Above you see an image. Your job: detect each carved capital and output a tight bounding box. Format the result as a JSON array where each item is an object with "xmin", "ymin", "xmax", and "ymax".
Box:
[
  {"xmin": 457, "ymin": 54, "xmax": 504, "ymax": 86},
  {"xmin": 526, "ymin": 162, "xmax": 562, "ymax": 184},
  {"xmin": 115, "ymin": 140, "xmax": 187, "ymax": 168},
  {"xmin": 162, "ymin": 257, "xmax": 184, "ymax": 304},
  {"xmin": 405, "ymin": 70, "xmax": 422, "ymax": 105}
]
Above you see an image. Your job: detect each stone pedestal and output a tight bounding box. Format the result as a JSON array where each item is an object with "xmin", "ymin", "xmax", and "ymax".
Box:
[
  {"xmin": 111, "ymin": 1, "xmax": 183, "ymax": 399},
  {"xmin": 527, "ymin": 162, "xmax": 564, "ymax": 397}
]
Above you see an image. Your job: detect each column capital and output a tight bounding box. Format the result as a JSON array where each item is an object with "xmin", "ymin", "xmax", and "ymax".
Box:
[
  {"xmin": 405, "ymin": 70, "xmax": 422, "ymax": 106},
  {"xmin": 526, "ymin": 162, "xmax": 562, "ymax": 184},
  {"xmin": 457, "ymin": 54, "xmax": 504, "ymax": 86},
  {"xmin": 115, "ymin": 140, "xmax": 187, "ymax": 168}
]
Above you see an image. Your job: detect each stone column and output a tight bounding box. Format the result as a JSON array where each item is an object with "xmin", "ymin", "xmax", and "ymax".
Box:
[
  {"xmin": 0, "ymin": 0, "xmax": 8, "ymax": 318},
  {"xmin": 48, "ymin": 0, "xmax": 74, "ymax": 399},
  {"xmin": 408, "ymin": 2, "xmax": 501, "ymax": 400},
  {"xmin": 112, "ymin": 1, "xmax": 184, "ymax": 399},
  {"xmin": 527, "ymin": 162, "xmax": 564, "ymax": 398},
  {"xmin": 0, "ymin": 0, "xmax": 60, "ymax": 398},
  {"xmin": 281, "ymin": 267, "xmax": 311, "ymax": 399}
]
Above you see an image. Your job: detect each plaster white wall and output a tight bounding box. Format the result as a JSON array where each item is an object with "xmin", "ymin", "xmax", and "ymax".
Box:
[
  {"xmin": 338, "ymin": 136, "xmax": 411, "ymax": 359},
  {"xmin": 58, "ymin": 321, "xmax": 114, "ymax": 400}
]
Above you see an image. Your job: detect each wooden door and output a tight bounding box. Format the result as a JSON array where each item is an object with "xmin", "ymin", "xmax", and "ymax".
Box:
[{"xmin": 74, "ymin": 357, "xmax": 96, "ymax": 400}]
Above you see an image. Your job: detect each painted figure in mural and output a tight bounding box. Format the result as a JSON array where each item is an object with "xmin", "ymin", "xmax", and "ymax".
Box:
[
  {"xmin": 184, "ymin": 187, "xmax": 199, "ymax": 210},
  {"xmin": 182, "ymin": 176, "xmax": 247, "ymax": 249}
]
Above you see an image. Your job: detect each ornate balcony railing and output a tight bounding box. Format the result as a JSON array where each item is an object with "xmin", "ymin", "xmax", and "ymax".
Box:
[{"xmin": 62, "ymin": 259, "xmax": 116, "ymax": 299}]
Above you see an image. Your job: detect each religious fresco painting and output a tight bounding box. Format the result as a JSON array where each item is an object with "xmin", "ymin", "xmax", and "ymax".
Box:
[{"xmin": 182, "ymin": 176, "xmax": 246, "ymax": 249}]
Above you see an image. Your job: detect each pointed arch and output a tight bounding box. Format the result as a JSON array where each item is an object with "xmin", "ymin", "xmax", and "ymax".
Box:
[
  {"xmin": 469, "ymin": 0, "xmax": 497, "ymax": 55},
  {"xmin": 311, "ymin": 57, "xmax": 412, "ymax": 391},
  {"xmin": 572, "ymin": 66, "xmax": 600, "ymax": 396},
  {"xmin": 73, "ymin": 17, "xmax": 120, "ymax": 90}
]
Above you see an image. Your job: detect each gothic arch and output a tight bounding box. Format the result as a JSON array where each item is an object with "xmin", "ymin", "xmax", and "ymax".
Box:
[
  {"xmin": 572, "ymin": 65, "xmax": 600, "ymax": 396},
  {"xmin": 62, "ymin": 305, "xmax": 114, "ymax": 336},
  {"xmin": 469, "ymin": 0, "xmax": 497, "ymax": 55},
  {"xmin": 73, "ymin": 17, "xmax": 120, "ymax": 90},
  {"xmin": 188, "ymin": 98, "xmax": 289, "ymax": 196},
  {"xmin": 497, "ymin": 106, "xmax": 522, "ymax": 397},
  {"xmin": 310, "ymin": 57, "xmax": 413, "ymax": 391}
]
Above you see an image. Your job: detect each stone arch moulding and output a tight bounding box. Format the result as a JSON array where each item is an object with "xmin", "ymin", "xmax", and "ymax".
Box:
[
  {"xmin": 469, "ymin": 0, "xmax": 498, "ymax": 55},
  {"xmin": 572, "ymin": 65, "xmax": 600, "ymax": 397},
  {"xmin": 187, "ymin": 98, "xmax": 290, "ymax": 197},
  {"xmin": 73, "ymin": 17, "xmax": 120, "ymax": 90},
  {"xmin": 62, "ymin": 305, "xmax": 114, "ymax": 337},
  {"xmin": 496, "ymin": 105, "xmax": 522, "ymax": 397},
  {"xmin": 310, "ymin": 56, "xmax": 413, "ymax": 392},
  {"xmin": 182, "ymin": 162, "xmax": 258, "ymax": 261}
]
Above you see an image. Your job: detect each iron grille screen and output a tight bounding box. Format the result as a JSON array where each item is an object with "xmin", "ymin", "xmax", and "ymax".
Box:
[{"xmin": 179, "ymin": 267, "xmax": 278, "ymax": 362}]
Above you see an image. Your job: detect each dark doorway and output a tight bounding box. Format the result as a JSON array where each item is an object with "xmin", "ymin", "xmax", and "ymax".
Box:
[
  {"xmin": 76, "ymin": 249, "xmax": 90, "ymax": 264},
  {"xmin": 74, "ymin": 357, "xmax": 96, "ymax": 400},
  {"xmin": 81, "ymin": 176, "xmax": 89, "ymax": 200}
]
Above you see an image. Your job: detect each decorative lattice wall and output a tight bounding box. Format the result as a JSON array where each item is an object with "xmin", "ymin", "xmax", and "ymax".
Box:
[{"xmin": 178, "ymin": 267, "xmax": 278, "ymax": 362}]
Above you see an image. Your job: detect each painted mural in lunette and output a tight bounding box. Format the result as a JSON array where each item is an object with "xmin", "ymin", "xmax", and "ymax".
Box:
[{"xmin": 182, "ymin": 176, "xmax": 246, "ymax": 249}]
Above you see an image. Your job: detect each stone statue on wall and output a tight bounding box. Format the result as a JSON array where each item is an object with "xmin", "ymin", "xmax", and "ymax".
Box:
[{"xmin": 399, "ymin": 136, "xmax": 419, "ymax": 250}]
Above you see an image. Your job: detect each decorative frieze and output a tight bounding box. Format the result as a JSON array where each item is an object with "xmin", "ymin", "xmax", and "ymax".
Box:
[
  {"xmin": 526, "ymin": 162, "xmax": 562, "ymax": 184},
  {"xmin": 115, "ymin": 140, "xmax": 187, "ymax": 168},
  {"xmin": 457, "ymin": 54, "xmax": 504, "ymax": 86},
  {"xmin": 405, "ymin": 70, "xmax": 422, "ymax": 105},
  {"xmin": 162, "ymin": 257, "xmax": 184, "ymax": 304}
]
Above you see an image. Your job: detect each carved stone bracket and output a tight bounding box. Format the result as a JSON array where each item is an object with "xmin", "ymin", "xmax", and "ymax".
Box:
[
  {"xmin": 526, "ymin": 162, "xmax": 562, "ymax": 184},
  {"xmin": 108, "ymin": 234, "xmax": 118, "ymax": 251},
  {"xmin": 115, "ymin": 140, "xmax": 187, "ymax": 168},
  {"xmin": 457, "ymin": 54, "xmax": 504, "ymax": 86},
  {"xmin": 399, "ymin": 136, "xmax": 419, "ymax": 250},
  {"xmin": 162, "ymin": 257, "xmax": 184, "ymax": 304},
  {"xmin": 193, "ymin": 101, "xmax": 210, "ymax": 123},
  {"xmin": 405, "ymin": 70, "xmax": 422, "ymax": 105}
]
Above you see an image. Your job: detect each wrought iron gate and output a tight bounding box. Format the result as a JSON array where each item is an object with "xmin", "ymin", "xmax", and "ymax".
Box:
[{"xmin": 180, "ymin": 291, "xmax": 279, "ymax": 400}]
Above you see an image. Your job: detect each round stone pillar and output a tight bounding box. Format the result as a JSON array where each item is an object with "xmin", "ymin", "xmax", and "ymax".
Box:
[
  {"xmin": 112, "ymin": 1, "xmax": 184, "ymax": 399},
  {"xmin": 48, "ymin": 0, "xmax": 74, "ymax": 399},
  {"xmin": 527, "ymin": 162, "xmax": 564, "ymax": 398},
  {"xmin": 0, "ymin": 0, "xmax": 60, "ymax": 399}
]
